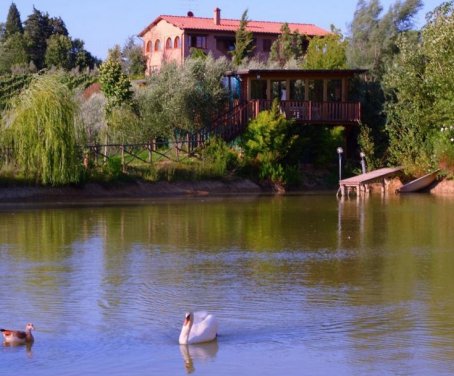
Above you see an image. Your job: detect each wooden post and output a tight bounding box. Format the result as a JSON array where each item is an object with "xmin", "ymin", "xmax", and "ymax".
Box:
[{"xmin": 120, "ymin": 145, "xmax": 125, "ymax": 172}]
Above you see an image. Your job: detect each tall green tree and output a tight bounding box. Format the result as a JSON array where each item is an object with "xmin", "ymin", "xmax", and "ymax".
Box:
[
  {"xmin": 270, "ymin": 23, "xmax": 305, "ymax": 67},
  {"xmin": 231, "ymin": 9, "xmax": 255, "ymax": 67},
  {"xmin": 347, "ymin": 0, "xmax": 422, "ymax": 77},
  {"xmin": 45, "ymin": 34, "xmax": 73, "ymax": 69},
  {"xmin": 23, "ymin": 7, "xmax": 51, "ymax": 69},
  {"xmin": 4, "ymin": 2, "xmax": 23, "ymax": 39},
  {"xmin": 121, "ymin": 37, "xmax": 146, "ymax": 78},
  {"xmin": 384, "ymin": 1, "xmax": 454, "ymax": 175},
  {"xmin": 303, "ymin": 26, "xmax": 347, "ymax": 69},
  {"xmin": 0, "ymin": 32, "xmax": 29, "ymax": 74},
  {"xmin": 99, "ymin": 47, "xmax": 133, "ymax": 114}
]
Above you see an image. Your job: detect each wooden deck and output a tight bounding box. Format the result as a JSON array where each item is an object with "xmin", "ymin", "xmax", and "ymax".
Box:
[{"xmin": 338, "ymin": 167, "xmax": 403, "ymax": 196}]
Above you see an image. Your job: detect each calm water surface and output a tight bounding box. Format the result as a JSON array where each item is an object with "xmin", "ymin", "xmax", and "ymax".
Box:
[{"xmin": 1, "ymin": 194, "xmax": 454, "ymax": 375}]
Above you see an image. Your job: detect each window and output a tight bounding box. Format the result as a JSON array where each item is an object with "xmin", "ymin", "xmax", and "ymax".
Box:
[
  {"xmin": 271, "ymin": 81, "xmax": 287, "ymax": 100},
  {"xmin": 290, "ymin": 80, "xmax": 305, "ymax": 100},
  {"xmin": 263, "ymin": 39, "xmax": 272, "ymax": 52},
  {"xmin": 174, "ymin": 36, "xmax": 181, "ymax": 48},
  {"xmin": 146, "ymin": 40, "xmax": 152, "ymax": 54},
  {"xmin": 166, "ymin": 37, "xmax": 172, "ymax": 49},
  {"xmin": 251, "ymin": 80, "xmax": 267, "ymax": 100},
  {"xmin": 216, "ymin": 37, "xmax": 235, "ymax": 53},
  {"xmin": 308, "ymin": 80, "xmax": 323, "ymax": 101},
  {"xmin": 154, "ymin": 39, "xmax": 161, "ymax": 51},
  {"xmin": 189, "ymin": 35, "xmax": 207, "ymax": 49},
  {"xmin": 328, "ymin": 79, "xmax": 342, "ymax": 101}
]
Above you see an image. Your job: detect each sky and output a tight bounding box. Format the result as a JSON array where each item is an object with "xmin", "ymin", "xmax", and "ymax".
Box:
[{"xmin": 0, "ymin": 0, "xmax": 444, "ymax": 60}]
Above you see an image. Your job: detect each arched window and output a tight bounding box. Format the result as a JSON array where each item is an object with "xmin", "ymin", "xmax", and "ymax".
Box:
[
  {"xmin": 166, "ymin": 37, "xmax": 172, "ymax": 49},
  {"xmin": 154, "ymin": 39, "xmax": 161, "ymax": 51},
  {"xmin": 146, "ymin": 40, "xmax": 152, "ymax": 54},
  {"xmin": 174, "ymin": 36, "xmax": 181, "ymax": 49}
]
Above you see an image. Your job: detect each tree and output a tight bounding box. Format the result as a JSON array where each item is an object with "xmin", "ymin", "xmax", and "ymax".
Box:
[
  {"xmin": 23, "ymin": 7, "xmax": 51, "ymax": 69},
  {"xmin": 270, "ymin": 23, "xmax": 305, "ymax": 67},
  {"xmin": 99, "ymin": 49, "xmax": 133, "ymax": 114},
  {"xmin": 241, "ymin": 99, "xmax": 297, "ymax": 185},
  {"xmin": 384, "ymin": 1, "xmax": 454, "ymax": 175},
  {"xmin": 121, "ymin": 37, "xmax": 146, "ymax": 78},
  {"xmin": 136, "ymin": 55, "xmax": 229, "ymax": 142},
  {"xmin": 231, "ymin": 9, "xmax": 255, "ymax": 67},
  {"xmin": 4, "ymin": 3, "xmax": 23, "ymax": 39},
  {"xmin": 45, "ymin": 34, "xmax": 72, "ymax": 69},
  {"xmin": 347, "ymin": 0, "xmax": 422, "ymax": 77},
  {"xmin": 4, "ymin": 73, "xmax": 81, "ymax": 185},
  {"xmin": 303, "ymin": 26, "xmax": 348, "ymax": 69},
  {"xmin": 71, "ymin": 38, "xmax": 99, "ymax": 70},
  {"xmin": 0, "ymin": 32, "xmax": 29, "ymax": 74}
]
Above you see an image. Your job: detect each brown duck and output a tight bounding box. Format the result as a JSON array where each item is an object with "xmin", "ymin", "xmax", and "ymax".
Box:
[{"xmin": 1, "ymin": 323, "xmax": 35, "ymax": 345}]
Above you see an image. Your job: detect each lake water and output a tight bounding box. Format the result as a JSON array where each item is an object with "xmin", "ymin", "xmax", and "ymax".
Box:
[{"xmin": 1, "ymin": 194, "xmax": 454, "ymax": 375}]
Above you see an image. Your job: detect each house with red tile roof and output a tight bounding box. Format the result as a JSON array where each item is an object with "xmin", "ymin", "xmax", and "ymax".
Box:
[{"xmin": 138, "ymin": 8, "xmax": 329, "ymax": 74}]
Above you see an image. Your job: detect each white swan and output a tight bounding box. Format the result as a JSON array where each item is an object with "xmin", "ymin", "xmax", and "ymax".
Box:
[{"xmin": 178, "ymin": 311, "xmax": 218, "ymax": 345}]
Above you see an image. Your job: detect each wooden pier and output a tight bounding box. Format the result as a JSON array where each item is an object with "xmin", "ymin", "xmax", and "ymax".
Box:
[{"xmin": 338, "ymin": 167, "xmax": 403, "ymax": 197}]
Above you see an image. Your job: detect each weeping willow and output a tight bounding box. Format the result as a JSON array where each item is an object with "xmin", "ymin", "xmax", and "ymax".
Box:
[{"xmin": 6, "ymin": 73, "xmax": 81, "ymax": 185}]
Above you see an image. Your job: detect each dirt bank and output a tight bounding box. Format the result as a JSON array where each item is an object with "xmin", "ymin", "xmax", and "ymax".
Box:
[{"xmin": 0, "ymin": 179, "xmax": 264, "ymax": 203}]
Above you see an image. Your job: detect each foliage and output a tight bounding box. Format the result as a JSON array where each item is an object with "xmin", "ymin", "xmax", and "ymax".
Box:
[
  {"xmin": 0, "ymin": 73, "xmax": 32, "ymax": 110},
  {"xmin": 383, "ymin": 2, "xmax": 454, "ymax": 175},
  {"xmin": 99, "ymin": 52, "xmax": 133, "ymax": 114},
  {"xmin": 357, "ymin": 123, "xmax": 379, "ymax": 170},
  {"xmin": 0, "ymin": 33, "xmax": 29, "ymax": 74},
  {"xmin": 121, "ymin": 36, "xmax": 146, "ymax": 78},
  {"xmin": 433, "ymin": 126, "xmax": 454, "ymax": 175},
  {"xmin": 270, "ymin": 23, "xmax": 306, "ymax": 67},
  {"xmin": 78, "ymin": 92, "xmax": 106, "ymax": 144},
  {"xmin": 45, "ymin": 34, "xmax": 73, "ymax": 69},
  {"xmin": 136, "ymin": 55, "xmax": 229, "ymax": 142},
  {"xmin": 241, "ymin": 100, "xmax": 296, "ymax": 184},
  {"xmin": 3, "ymin": 73, "xmax": 81, "ymax": 185},
  {"xmin": 200, "ymin": 137, "xmax": 238, "ymax": 176},
  {"xmin": 108, "ymin": 104, "xmax": 141, "ymax": 144},
  {"xmin": 347, "ymin": 0, "xmax": 422, "ymax": 77},
  {"xmin": 302, "ymin": 27, "xmax": 348, "ymax": 69},
  {"xmin": 231, "ymin": 9, "xmax": 255, "ymax": 67},
  {"xmin": 4, "ymin": 3, "xmax": 23, "ymax": 39}
]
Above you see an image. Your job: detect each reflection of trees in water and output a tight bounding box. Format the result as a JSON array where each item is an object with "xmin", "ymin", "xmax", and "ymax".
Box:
[{"xmin": 2, "ymin": 196, "xmax": 454, "ymax": 355}]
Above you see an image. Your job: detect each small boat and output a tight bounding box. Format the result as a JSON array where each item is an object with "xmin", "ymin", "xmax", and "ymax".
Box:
[{"xmin": 397, "ymin": 170, "xmax": 439, "ymax": 193}]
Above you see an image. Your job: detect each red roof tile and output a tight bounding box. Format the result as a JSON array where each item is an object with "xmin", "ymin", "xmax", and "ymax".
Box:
[{"xmin": 139, "ymin": 14, "xmax": 329, "ymax": 37}]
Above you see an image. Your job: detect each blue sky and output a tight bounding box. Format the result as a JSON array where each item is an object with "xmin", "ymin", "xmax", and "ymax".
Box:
[{"xmin": 0, "ymin": 0, "xmax": 444, "ymax": 59}]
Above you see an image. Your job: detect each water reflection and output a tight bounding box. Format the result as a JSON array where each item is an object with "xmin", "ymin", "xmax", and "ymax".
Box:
[
  {"xmin": 179, "ymin": 342, "xmax": 219, "ymax": 374},
  {"xmin": 1, "ymin": 196, "xmax": 454, "ymax": 375},
  {"xmin": 2, "ymin": 341, "xmax": 34, "ymax": 358}
]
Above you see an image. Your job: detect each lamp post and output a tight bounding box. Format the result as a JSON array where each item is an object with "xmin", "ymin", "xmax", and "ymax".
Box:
[
  {"xmin": 337, "ymin": 147, "xmax": 343, "ymax": 181},
  {"xmin": 360, "ymin": 151, "xmax": 366, "ymax": 174}
]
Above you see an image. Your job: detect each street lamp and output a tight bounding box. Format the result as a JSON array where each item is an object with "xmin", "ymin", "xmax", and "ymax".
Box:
[
  {"xmin": 337, "ymin": 147, "xmax": 343, "ymax": 181},
  {"xmin": 360, "ymin": 151, "xmax": 366, "ymax": 174}
]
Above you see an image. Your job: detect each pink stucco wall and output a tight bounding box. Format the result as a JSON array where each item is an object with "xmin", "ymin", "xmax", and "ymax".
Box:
[
  {"xmin": 141, "ymin": 20, "xmax": 184, "ymax": 73},
  {"xmin": 141, "ymin": 19, "xmax": 277, "ymax": 73}
]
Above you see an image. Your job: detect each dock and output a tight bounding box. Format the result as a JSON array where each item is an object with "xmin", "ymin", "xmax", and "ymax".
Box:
[{"xmin": 338, "ymin": 167, "xmax": 403, "ymax": 197}]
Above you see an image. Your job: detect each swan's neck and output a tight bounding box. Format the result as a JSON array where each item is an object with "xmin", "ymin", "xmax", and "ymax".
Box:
[{"xmin": 179, "ymin": 320, "xmax": 193, "ymax": 344}]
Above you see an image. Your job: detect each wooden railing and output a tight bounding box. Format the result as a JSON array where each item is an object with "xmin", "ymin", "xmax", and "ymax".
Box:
[
  {"xmin": 180, "ymin": 99, "xmax": 361, "ymax": 153},
  {"xmin": 252, "ymin": 100, "xmax": 361, "ymax": 124}
]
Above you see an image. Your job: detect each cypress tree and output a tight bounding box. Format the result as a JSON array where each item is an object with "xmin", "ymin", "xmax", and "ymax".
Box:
[
  {"xmin": 231, "ymin": 9, "xmax": 255, "ymax": 67},
  {"xmin": 5, "ymin": 3, "xmax": 23, "ymax": 38},
  {"xmin": 23, "ymin": 7, "xmax": 50, "ymax": 70}
]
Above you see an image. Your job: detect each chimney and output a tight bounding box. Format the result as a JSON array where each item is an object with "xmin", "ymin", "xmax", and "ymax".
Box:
[{"xmin": 214, "ymin": 8, "xmax": 221, "ymax": 25}]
